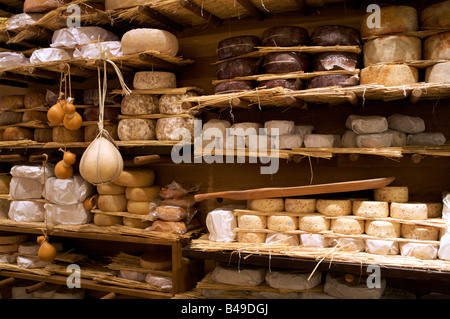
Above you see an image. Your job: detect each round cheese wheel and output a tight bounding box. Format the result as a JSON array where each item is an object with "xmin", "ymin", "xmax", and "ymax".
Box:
[
  {"xmin": 285, "ymin": 198, "xmax": 316, "ymax": 214},
  {"xmin": 425, "ymin": 203, "xmax": 443, "ymax": 218},
  {"xmin": 308, "ymin": 74, "xmax": 359, "ymax": 89},
  {"xmin": 299, "ymin": 215, "xmax": 330, "ymax": 232},
  {"xmin": 22, "ymin": 111, "xmax": 48, "ymax": 123},
  {"xmin": 84, "ymin": 123, "xmax": 118, "ymax": 142},
  {"xmin": 34, "ymin": 128, "xmax": 53, "ymax": 143},
  {"xmin": 214, "ymin": 80, "xmax": 255, "ymax": 94},
  {"xmin": 97, "ymin": 183, "xmax": 125, "ymax": 195},
  {"xmin": 331, "ymin": 218, "xmax": 364, "ymax": 235},
  {"xmin": 237, "ymin": 232, "xmax": 266, "ymax": 244},
  {"xmin": 365, "ymin": 220, "xmax": 400, "ymax": 238},
  {"xmin": 360, "ymin": 65, "xmax": 418, "ymax": 86},
  {"xmin": 83, "ymin": 106, "xmax": 119, "ymax": 122},
  {"xmin": 217, "ymin": 35, "xmax": 261, "ymax": 60},
  {"xmin": 390, "ymin": 202, "xmax": 428, "ymax": 220},
  {"xmin": 316, "ymin": 199, "xmax": 352, "ymax": 216},
  {"xmin": 24, "ymin": 0, "xmax": 70, "ymax": 13},
  {"xmin": 98, "ymin": 194, "xmax": 128, "ymax": 212},
  {"xmin": 267, "ymin": 215, "xmax": 298, "ymax": 231},
  {"xmin": 262, "ymin": 26, "xmax": 309, "ymax": 47},
  {"xmin": 126, "ymin": 186, "xmax": 160, "ymax": 201},
  {"xmin": 118, "ymin": 119, "xmax": 156, "ymax": 141},
  {"xmin": 121, "ymin": 94, "xmax": 159, "ymax": 115},
  {"xmin": 310, "ymin": 25, "xmax": 361, "ymax": 46},
  {"xmin": 425, "ymin": 62, "xmax": 450, "ymax": 84},
  {"xmin": 421, "ymin": 1, "xmax": 450, "ymax": 28},
  {"xmin": 248, "ymin": 198, "xmax": 284, "ymax": 212},
  {"xmin": 363, "ymin": 35, "xmax": 421, "ymax": 67},
  {"xmin": 258, "ymin": 79, "xmax": 303, "ymax": 90},
  {"xmin": 159, "ymin": 91, "xmax": 198, "ymax": 115},
  {"xmin": 127, "ymin": 201, "xmax": 152, "ymax": 215},
  {"xmin": 0, "ymin": 243, "xmax": 19, "ymax": 253},
  {"xmin": 155, "ymin": 117, "xmax": 194, "ymax": 142},
  {"xmin": 123, "ymin": 217, "xmax": 152, "ymax": 229},
  {"xmin": 0, "ymin": 111, "xmax": 23, "ymax": 126},
  {"xmin": 3, "ymin": 127, "xmax": 34, "ymax": 141},
  {"xmin": 94, "ymin": 213, "xmax": 123, "ymax": 227},
  {"xmin": 0, "ymin": 95, "xmax": 24, "ymax": 110},
  {"xmin": 263, "ymin": 52, "xmax": 309, "ymax": 74},
  {"xmin": 24, "ymin": 93, "xmax": 46, "ymax": 109},
  {"xmin": 238, "ymin": 214, "xmax": 267, "ymax": 229},
  {"xmin": 140, "ymin": 251, "xmax": 172, "ymax": 270},
  {"xmin": 374, "ymin": 186, "xmax": 408, "ymax": 203},
  {"xmin": 313, "ymin": 52, "xmax": 359, "ymax": 71},
  {"xmin": 217, "ymin": 58, "xmax": 259, "ymax": 80},
  {"xmin": 52, "ymin": 126, "xmax": 84, "ymax": 143},
  {"xmin": 423, "ymin": 32, "xmax": 450, "ymax": 60},
  {"xmin": 352, "ymin": 200, "xmax": 389, "ymax": 218},
  {"xmin": 114, "ymin": 169, "xmax": 155, "ymax": 188},
  {"xmin": 360, "ymin": 5, "xmax": 418, "ymax": 38},
  {"xmin": 133, "ymin": 71, "xmax": 177, "ymax": 90},
  {"xmin": 121, "ymin": 28, "xmax": 179, "ymax": 57},
  {"xmin": 401, "ymin": 224, "xmax": 439, "ymax": 241}
]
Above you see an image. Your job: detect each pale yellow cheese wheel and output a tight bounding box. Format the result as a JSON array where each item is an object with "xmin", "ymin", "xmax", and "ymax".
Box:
[
  {"xmin": 352, "ymin": 200, "xmax": 389, "ymax": 218},
  {"xmin": 114, "ymin": 169, "xmax": 155, "ymax": 188},
  {"xmin": 127, "ymin": 201, "xmax": 152, "ymax": 215},
  {"xmin": 365, "ymin": 220, "xmax": 400, "ymax": 238},
  {"xmin": 98, "ymin": 194, "xmax": 128, "ymax": 212},
  {"xmin": 330, "ymin": 218, "xmax": 365, "ymax": 235},
  {"xmin": 400, "ymin": 224, "xmax": 439, "ymax": 241},
  {"xmin": 97, "ymin": 182, "xmax": 126, "ymax": 195},
  {"xmin": 390, "ymin": 202, "xmax": 428, "ymax": 220},
  {"xmin": 285, "ymin": 198, "xmax": 316, "ymax": 214},
  {"xmin": 139, "ymin": 251, "xmax": 172, "ymax": 271},
  {"xmin": 94, "ymin": 214, "xmax": 123, "ymax": 227},
  {"xmin": 123, "ymin": 217, "xmax": 152, "ymax": 229},
  {"xmin": 125, "ymin": 186, "xmax": 160, "ymax": 201},
  {"xmin": 298, "ymin": 215, "xmax": 330, "ymax": 232},
  {"xmin": 238, "ymin": 215, "xmax": 267, "ymax": 229},
  {"xmin": 248, "ymin": 198, "xmax": 284, "ymax": 212},
  {"xmin": 237, "ymin": 232, "xmax": 266, "ymax": 244},
  {"xmin": 374, "ymin": 186, "xmax": 408, "ymax": 203},
  {"xmin": 316, "ymin": 199, "xmax": 352, "ymax": 216},
  {"xmin": 267, "ymin": 215, "xmax": 298, "ymax": 231}
]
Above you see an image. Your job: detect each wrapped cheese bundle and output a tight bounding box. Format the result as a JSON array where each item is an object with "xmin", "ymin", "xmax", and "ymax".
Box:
[
  {"xmin": 324, "ymin": 272, "xmax": 386, "ymax": 299},
  {"xmin": 211, "ymin": 264, "xmax": 266, "ymax": 287},
  {"xmin": 10, "ymin": 164, "xmax": 54, "ymax": 184},
  {"xmin": 407, "ymin": 132, "xmax": 446, "ymax": 146},
  {"xmin": 6, "ymin": 13, "xmax": 44, "ymax": 31},
  {"xmin": 30, "ymin": 48, "xmax": 72, "ymax": 63},
  {"xmin": 9, "ymin": 177, "xmax": 43, "ymax": 200},
  {"xmin": 44, "ymin": 202, "xmax": 91, "ymax": 225},
  {"xmin": 8, "ymin": 201, "xmax": 45, "ymax": 222},
  {"xmin": 345, "ymin": 115, "xmax": 388, "ymax": 134},
  {"xmin": 51, "ymin": 26, "xmax": 119, "ymax": 49},
  {"xmin": 206, "ymin": 207, "xmax": 238, "ymax": 242},
  {"xmin": 72, "ymin": 41, "xmax": 123, "ymax": 59},
  {"xmin": 43, "ymin": 176, "xmax": 94, "ymax": 206},
  {"xmin": 0, "ymin": 52, "xmax": 29, "ymax": 69},
  {"xmin": 387, "ymin": 114, "xmax": 425, "ymax": 134}
]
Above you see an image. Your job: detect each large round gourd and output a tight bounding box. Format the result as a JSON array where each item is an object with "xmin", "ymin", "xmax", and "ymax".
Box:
[{"xmin": 79, "ymin": 136, "xmax": 124, "ymax": 185}]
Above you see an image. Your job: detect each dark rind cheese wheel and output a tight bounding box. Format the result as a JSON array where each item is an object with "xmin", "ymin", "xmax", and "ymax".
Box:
[
  {"xmin": 83, "ymin": 88, "xmax": 119, "ymax": 106},
  {"xmin": 22, "ymin": 111, "xmax": 48, "ymax": 123},
  {"xmin": 24, "ymin": 93, "xmax": 46, "ymax": 109},
  {"xmin": 313, "ymin": 52, "xmax": 360, "ymax": 71},
  {"xmin": 0, "ymin": 111, "xmax": 22, "ymax": 126},
  {"xmin": 421, "ymin": 0, "xmax": 450, "ymax": 28},
  {"xmin": 34, "ymin": 128, "xmax": 53, "ymax": 143},
  {"xmin": 311, "ymin": 25, "xmax": 361, "ymax": 46},
  {"xmin": 216, "ymin": 58, "xmax": 260, "ymax": 80},
  {"xmin": 258, "ymin": 79, "xmax": 303, "ymax": 90},
  {"xmin": 3, "ymin": 127, "xmax": 34, "ymax": 141},
  {"xmin": 83, "ymin": 106, "xmax": 119, "ymax": 122},
  {"xmin": 262, "ymin": 26, "xmax": 310, "ymax": 47},
  {"xmin": 308, "ymin": 74, "xmax": 359, "ymax": 89},
  {"xmin": 263, "ymin": 52, "xmax": 310, "ymax": 74},
  {"xmin": 217, "ymin": 35, "xmax": 261, "ymax": 60},
  {"xmin": 215, "ymin": 81, "xmax": 255, "ymax": 94}
]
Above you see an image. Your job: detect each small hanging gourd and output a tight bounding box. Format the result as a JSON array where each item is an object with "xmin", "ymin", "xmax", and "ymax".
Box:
[
  {"xmin": 55, "ymin": 149, "xmax": 76, "ymax": 179},
  {"xmin": 62, "ymin": 97, "xmax": 83, "ymax": 131},
  {"xmin": 47, "ymin": 100, "xmax": 65, "ymax": 125},
  {"xmin": 83, "ymin": 194, "xmax": 98, "ymax": 210},
  {"xmin": 37, "ymin": 235, "xmax": 57, "ymax": 262}
]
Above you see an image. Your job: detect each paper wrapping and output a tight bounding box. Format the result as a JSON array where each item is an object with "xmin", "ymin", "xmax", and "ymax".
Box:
[
  {"xmin": 407, "ymin": 132, "xmax": 446, "ymax": 146},
  {"xmin": 365, "ymin": 239, "xmax": 399, "ymax": 255},
  {"xmin": 10, "ymin": 164, "xmax": 55, "ymax": 184},
  {"xmin": 145, "ymin": 273, "xmax": 173, "ymax": 290},
  {"xmin": 30, "ymin": 48, "xmax": 72, "ymax": 63},
  {"xmin": 118, "ymin": 270, "xmax": 147, "ymax": 282},
  {"xmin": 6, "ymin": 13, "xmax": 44, "ymax": 31},
  {"xmin": 211, "ymin": 265, "xmax": 267, "ymax": 287},
  {"xmin": 16, "ymin": 256, "xmax": 51, "ymax": 269},
  {"xmin": 304, "ymin": 134, "xmax": 340, "ymax": 148},
  {"xmin": 0, "ymin": 254, "xmax": 17, "ymax": 264},
  {"xmin": 0, "ymin": 52, "xmax": 29, "ymax": 69},
  {"xmin": 265, "ymin": 270, "xmax": 322, "ymax": 290},
  {"xmin": 294, "ymin": 125, "xmax": 314, "ymax": 137},
  {"xmin": 300, "ymin": 234, "xmax": 330, "ymax": 247},
  {"xmin": 356, "ymin": 133, "xmax": 393, "ymax": 148},
  {"xmin": 44, "ymin": 202, "xmax": 91, "ymax": 225},
  {"xmin": 330, "ymin": 237, "xmax": 365, "ymax": 252},
  {"xmin": 438, "ymin": 227, "xmax": 450, "ymax": 260},
  {"xmin": 324, "ymin": 272, "xmax": 386, "ymax": 299},
  {"xmin": 346, "ymin": 115, "xmax": 388, "ymax": 134},
  {"xmin": 9, "ymin": 177, "xmax": 43, "ymax": 200},
  {"xmin": 43, "ymin": 175, "xmax": 94, "ymax": 205},
  {"xmin": 72, "ymin": 41, "xmax": 123, "ymax": 59},
  {"xmin": 387, "ymin": 114, "xmax": 426, "ymax": 134},
  {"xmin": 400, "ymin": 242, "xmax": 438, "ymax": 260},
  {"xmin": 8, "ymin": 200, "xmax": 45, "ymax": 222},
  {"xmin": 341, "ymin": 130, "xmax": 358, "ymax": 148},
  {"xmin": 206, "ymin": 208, "xmax": 237, "ymax": 242},
  {"xmin": 265, "ymin": 233, "xmax": 299, "ymax": 246},
  {"xmin": 51, "ymin": 26, "xmax": 119, "ymax": 48}
]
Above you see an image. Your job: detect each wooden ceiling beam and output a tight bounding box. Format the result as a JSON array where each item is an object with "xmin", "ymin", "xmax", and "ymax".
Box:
[{"xmin": 179, "ymin": 0, "xmax": 222, "ymax": 27}]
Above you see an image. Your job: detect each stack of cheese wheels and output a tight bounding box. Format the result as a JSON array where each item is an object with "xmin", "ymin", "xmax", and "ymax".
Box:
[
  {"xmin": 112, "ymin": 169, "xmax": 156, "ymax": 229},
  {"xmin": 399, "ymin": 223, "xmax": 440, "ymax": 259},
  {"xmin": 23, "ymin": 92, "xmax": 53, "ymax": 143},
  {"xmin": 344, "ymin": 114, "xmax": 394, "ymax": 148},
  {"xmin": 95, "ymin": 182, "xmax": 126, "ymax": 227},
  {"xmin": 360, "ymin": 5, "xmax": 419, "ymax": 86},
  {"xmin": 309, "ymin": 25, "xmax": 361, "ymax": 89},
  {"xmin": 215, "ymin": 35, "xmax": 260, "ymax": 94},
  {"xmin": 0, "ymin": 232, "xmax": 27, "ymax": 257},
  {"xmin": 0, "ymin": 95, "xmax": 35, "ymax": 142},
  {"xmin": 83, "ymin": 101, "xmax": 119, "ymax": 142}
]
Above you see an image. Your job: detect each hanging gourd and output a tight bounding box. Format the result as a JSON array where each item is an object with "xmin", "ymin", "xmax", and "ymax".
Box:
[
  {"xmin": 37, "ymin": 235, "xmax": 57, "ymax": 263},
  {"xmin": 55, "ymin": 148, "xmax": 76, "ymax": 179},
  {"xmin": 79, "ymin": 57, "xmax": 130, "ymax": 186},
  {"xmin": 47, "ymin": 100, "xmax": 65, "ymax": 125},
  {"xmin": 83, "ymin": 194, "xmax": 98, "ymax": 210}
]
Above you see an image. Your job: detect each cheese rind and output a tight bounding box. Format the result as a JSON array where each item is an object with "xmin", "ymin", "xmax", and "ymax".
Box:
[
  {"xmin": 97, "ymin": 194, "xmax": 128, "ymax": 212},
  {"xmin": 94, "ymin": 214, "xmax": 123, "ymax": 227},
  {"xmin": 374, "ymin": 187, "xmax": 408, "ymax": 203},
  {"xmin": 285, "ymin": 198, "xmax": 316, "ymax": 214},
  {"xmin": 121, "ymin": 29, "xmax": 179, "ymax": 57},
  {"xmin": 248, "ymin": 198, "xmax": 284, "ymax": 212},
  {"xmin": 425, "ymin": 62, "xmax": 450, "ymax": 84},
  {"xmin": 238, "ymin": 215, "xmax": 267, "ymax": 229},
  {"xmin": 352, "ymin": 201, "xmax": 389, "ymax": 218},
  {"xmin": 121, "ymin": 95, "xmax": 159, "ymax": 115},
  {"xmin": 298, "ymin": 215, "xmax": 330, "ymax": 232},
  {"xmin": 133, "ymin": 72, "xmax": 177, "ymax": 90},
  {"xmin": 117, "ymin": 119, "xmax": 156, "ymax": 141},
  {"xmin": 155, "ymin": 117, "xmax": 194, "ymax": 142},
  {"xmin": 125, "ymin": 186, "xmax": 160, "ymax": 201},
  {"xmin": 421, "ymin": 1, "xmax": 450, "ymax": 28},
  {"xmin": 237, "ymin": 232, "xmax": 267, "ymax": 244},
  {"xmin": 363, "ymin": 35, "xmax": 421, "ymax": 67},
  {"xmin": 423, "ymin": 32, "xmax": 450, "ymax": 60},
  {"xmin": 97, "ymin": 183, "xmax": 125, "ymax": 195},
  {"xmin": 390, "ymin": 202, "xmax": 428, "ymax": 220},
  {"xmin": 401, "ymin": 224, "xmax": 439, "ymax": 241},
  {"xmin": 365, "ymin": 220, "xmax": 400, "ymax": 238},
  {"xmin": 127, "ymin": 201, "xmax": 152, "ymax": 215},
  {"xmin": 360, "ymin": 65, "xmax": 418, "ymax": 86},
  {"xmin": 425, "ymin": 202, "xmax": 443, "ymax": 218},
  {"xmin": 316, "ymin": 199, "xmax": 351, "ymax": 216},
  {"xmin": 123, "ymin": 217, "xmax": 152, "ymax": 229},
  {"xmin": 330, "ymin": 218, "xmax": 365, "ymax": 235},
  {"xmin": 114, "ymin": 169, "xmax": 155, "ymax": 188},
  {"xmin": 267, "ymin": 215, "xmax": 298, "ymax": 231}
]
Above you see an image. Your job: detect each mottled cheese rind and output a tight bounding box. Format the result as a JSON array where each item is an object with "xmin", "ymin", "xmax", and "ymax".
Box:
[
  {"xmin": 360, "ymin": 65, "xmax": 419, "ymax": 86},
  {"xmin": 316, "ymin": 199, "xmax": 352, "ymax": 216},
  {"xmin": 373, "ymin": 187, "xmax": 408, "ymax": 203},
  {"xmin": 390, "ymin": 202, "xmax": 428, "ymax": 220},
  {"xmin": 285, "ymin": 198, "xmax": 316, "ymax": 214},
  {"xmin": 267, "ymin": 215, "xmax": 298, "ymax": 231},
  {"xmin": 133, "ymin": 71, "xmax": 177, "ymax": 90},
  {"xmin": 121, "ymin": 94, "xmax": 159, "ymax": 115},
  {"xmin": 97, "ymin": 194, "xmax": 128, "ymax": 212},
  {"xmin": 330, "ymin": 218, "xmax": 365, "ymax": 235},
  {"xmin": 237, "ymin": 232, "xmax": 267, "ymax": 244},
  {"xmin": 238, "ymin": 214, "xmax": 267, "ymax": 229},
  {"xmin": 365, "ymin": 220, "xmax": 400, "ymax": 238},
  {"xmin": 118, "ymin": 119, "xmax": 156, "ymax": 141},
  {"xmin": 155, "ymin": 117, "xmax": 194, "ymax": 142},
  {"xmin": 400, "ymin": 224, "xmax": 439, "ymax": 241},
  {"xmin": 248, "ymin": 198, "xmax": 284, "ymax": 212},
  {"xmin": 159, "ymin": 92, "xmax": 198, "ymax": 115},
  {"xmin": 298, "ymin": 215, "xmax": 330, "ymax": 232},
  {"xmin": 352, "ymin": 200, "xmax": 389, "ymax": 218},
  {"xmin": 363, "ymin": 35, "xmax": 421, "ymax": 67}
]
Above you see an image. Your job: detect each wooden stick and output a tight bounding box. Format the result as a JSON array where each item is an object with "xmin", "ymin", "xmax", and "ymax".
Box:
[
  {"xmin": 346, "ymin": 92, "xmax": 360, "ymax": 107},
  {"xmin": 235, "ymin": 0, "xmax": 265, "ymax": 20},
  {"xmin": 409, "ymin": 88, "xmax": 422, "ymax": 104},
  {"xmin": 25, "ymin": 281, "xmax": 46, "ymax": 294},
  {"xmin": 0, "ymin": 154, "xmax": 25, "ymax": 162},
  {"xmin": 138, "ymin": 5, "xmax": 184, "ymax": 32},
  {"xmin": 179, "ymin": 0, "xmax": 222, "ymax": 26},
  {"xmin": 29, "ymin": 155, "xmax": 49, "ymax": 163},
  {"xmin": 230, "ymin": 97, "xmax": 252, "ymax": 109},
  {"xmin": 101, "ymin": 292, "xmax": 117, "ymax": 299},
  {"xmin": 284, "ymin": 95, "xmax": 306, "ymax": 109},
  {"xmin": 0, "ymin": 277, "xmax": 16, "ymax": 288},
  {"xmin": 134, "ymin": 154, "xmax": 161, "ymax": 165}
]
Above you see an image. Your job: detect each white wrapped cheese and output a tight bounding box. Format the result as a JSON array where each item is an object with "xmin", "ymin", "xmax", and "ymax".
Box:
[
  {"xmin": 44, "ymin": 203, "xmax": 91, "ymax": 225},
  {"xmin": 145, "ymin": 273, "xmax": 173, "ymax": 290},
  {"xmin": 294, "ymin": 125, "xmax": 314, "ymax": 137},
  {"xmin": 43, "ymin": 176, "xmax": 94, "ymax": 205},
  {"xmin": 329, "ymin": 238, "xmax": 365, "ymax": 252},
  {"xmin": 8, "ymin": 201, "xmax": 45, "ymax": 222},
  {"xmin": 324, "ymin": 272, "xmax": 386, "ymax": 299},
  {"xmin": 206, "ymin": 207, "xmax": 237, "ymax": 242},
  {"xmin": 265, "ymin": 270, "xmax": 322, "ymax": 291},
  {"xmin": 345, "ymin": 115, "xmax": 388, "ymax": 134},
  {"xmin": 407, "ymin": 132, "xmax": 446, "ymax": 146},
  {"xmin": 279, "ymin": 134, "xmax": 303, "ymax": 149},
  {"xmin": 341, "ymin": 130, "xmax": 358, "ymax": 148},
  {"xmin": 0, "ymin": 52, "xmax": 30, "ymax": 69},
  {"xmin": 30, "ymin": 48, "xmax": 72, "ymax": 63},
  {"xmin": 399, "ymin": 243, "xmax": 438, "ymax": 260},
  {"xmin": 356, "ymin": 133, "xmax": 393, "ymax": 148},
  {"xmin": 265, "ymin": 233, "xmax": 299, "ymax": 246},
  {"xmin": 438, "ymin": 228, "xmax": 450, "ymax": 260},
  {"xmin": 0, "ymin": 254, "xmax": 17, "ymax": 264},
  {"xmin": 9, "ymin": 177, "xmax": 43, "ymax": 200},
  {"xmin": 118, "ymin": 270, "xmax": 146, "ymax": 282},
  {"xmin": 202, "ymin": 119, "xmax": 231, "ymax": 140},
  {"xmin": 17, "ymin": 256, "xmax": 50, "ymax": 269},
  {"xmin": 72, "ymin": 41, "xmax": 123, "ymax": 59},
  {"xmin": 386, "ymin": 129, "xmax": 407, "ymax": 147},
  {"xmin": 264, "ymin": 120, "xmax": 295, "ymax": 136},
  {"xmin": 10, "ymin": 164, "xmax": 54, "ymax": 184},
  {"xmin": 387, "ymin": 114, "xmax": 425, "ymax": 134},
  {"xmin": 304, "ymin": 134, "xmax": 340, "ymax": 148},
  {"xmin": 211, "ymin": 265, "xmax": 267, "ymax": 287},
  {"xmin": 365, "ymin": 240, "xmax": 399, "ymax": 255},
  {"xmin": 300, "ymin": 234, "xmax": 330, "ymax": 247},
  {"xmin": 51, "ymin": 26, "xmax": 119, "ymax": 48},
  {"xmin": 6, "ymin": 13, "xmax": 44, "ymax": 31}
]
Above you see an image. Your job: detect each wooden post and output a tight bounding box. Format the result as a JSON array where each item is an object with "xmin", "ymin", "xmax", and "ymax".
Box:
[
  {"xmin": 101, "ymin": 292, "xmax": 117, "ymax": 299},
  {"xmin": 134, "ymin": 155, "xmax": 161, "ymax": 165},
  {"xmin": 0, "ymin": 277, "xmax": 16, "ymax": 288},
  {"xmin": 230, "ymin": 97, "xmax": 252, "ymax": 109},
  {"xmin": 409, "ymin": 88, "xmax": 422, "ymax": 105},
  {"xmin": 346, "ymin": 92, "xmax": 360, "ymax": 107},
  {"xmin": 25, "ymin": 282, "xmax": 46, "ymax": 294}
]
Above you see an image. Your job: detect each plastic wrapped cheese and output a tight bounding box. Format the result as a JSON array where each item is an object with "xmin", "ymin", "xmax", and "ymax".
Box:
[
  {"xmin": 345, "ymin": 115, "xmax": 388, "ymax": 134},
  {"xmin": 278, "ymin": 134, "xmax": 303, "ymax": 149},
  {"xmin": 10, "ymin": 164, "xmax": 54, "ymax": 184},
  {"xmin": 374, "ymin": 186, "xmax": 408, "ymax": 203},
  {"xmin": 6, "ymin": 13, "xmax": 44, "ymax": 31},
  {"xmin": 8, "ymin": 201, "xmax": 45, "ymax": 222},
  {"xmin": 248, "ymin": 198, "xmax": 284, "ymax": 212},
  {"xmin": 365, "ymin": 220, "xmax": 400, "ymax": 238},
  {"xmin": 72, "ymin": 41, "xmax": 123, "ymax": 59},
  {"xmin": 329, "ymin": 238, "xmax": 365, "ymax": 252},
  {"xmin": 206, "ymin": 206, "xmax": 241, "ymax": 242},
  {"xmin": 399, "ymin": 242, "xmax": 438, "ymax": 260},
  {"xmin": 316, "ymin": 199, "xmax": 351, "ymax": 216},
  {"xmin": 211, "ymin": 265, "xmax": 267, "ymax": 287},
  {"xmin": 44, "ymin": 203, "xmax": 91, "ymax": 225},
  {"xmin": 352, "ymin": 200, "xmax": 389, "ymax": 218},
  {"xmin": 324, "ymin": 272, "xmax": 386, "ymax": 299},
  {"xmin": 304, "ymin": 134, "xmax": 340, "ymax": 148},
  {"xmin": 43, "ymin": 176, "xmax": 94, "ymax": 205},
  {"xmin": 9, "ymin": 177, "xmax": 43, "ymax": 200},
  {"xmin": 30, "ymin": 48, "xmax": 72, "ymax": 63},
  {"xmin": 438, "ymin": 228, "xmax": 450, "ymax": 260},
  {"xmin": 390, "ymin": 202, "xmax": 428, "ymax": 220},
  {"xmin": 265, "ymin": 270, "xmax": 322, "ymax": 291},
  {"xmin": 365, "ymin": 240, "xmax": 399, "ymax": 255},
  {"xmin": 285, "ymin": 198, "xmax": 316, "ymax": 214},
  {"xmin": 387, "ymin": 114, "xmax": 425, "ymax": 134},
  {"xmin": 51, "ymin": 27, "xmax": 119, "ymax": 48},
  {"xmin": 407, "ymin": 132, "xmax": 446, "ymax": 146},
  {"xmin": 17, "ymin": 256, "xmax": 50, "ymax": 269},
  {"xmin": 118, "ymin": 270, "xmax": 146, "ymax": 282},
  {"xmin": 0, "ymin": 52, "xmax": 29, "ymax": 69},
  {"xmin": 363, "ymin": 35, "xmax": 421, "ymax": 67},
  {"xmin": 145, "ymin": 273, "xmax": 172, "ymax": 290}
]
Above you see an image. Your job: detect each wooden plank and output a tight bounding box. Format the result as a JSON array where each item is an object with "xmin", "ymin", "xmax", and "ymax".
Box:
[{"xmin": 138, "ymin": 5, "xmax": 184, "ymax": 32}]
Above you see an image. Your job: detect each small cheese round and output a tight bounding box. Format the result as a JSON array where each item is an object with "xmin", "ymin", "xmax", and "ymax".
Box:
[
  {"xmin": 121, "ymin": 94, "xmax": 159, "ymax": 115},
  {"xmin": 316, "ymin": 199, "xmax": 351, "ymax": 216},
  {"xmin": 121, "ymin": 28, "xmax": 179, "ymax": 57},
  {"xmin": 159, "ymin": 92, "xmax": 198, "ymax": 115},
  {"xmin": 114, "ymin": 169, "xmax": 155, "ymax": 188},
  {"xmin": 425, "ymin": 62, "xmax": 450, "ymax": 84},
  {"xmin": 238, "ymin": 215, "xmax": 267, "ymax": 229},
  {"xmin": 118, "ymin": 119, "xmax": 156, "ymax": 141},
  {"xmin": 365, "ymin": 220, "xmax": 400, "ymax": 238},
  {"xmin": 363, "ymin": 35, "xmax": 421, "ymax": 67},
  {"xmin": 423, "ymin": 32, "xmax": 450, "ymax": 60},
  {"xmin": 360, "ymin": 65, "xmax": 418, "ymax": 86},
  {"xmin": 125, "ymin": 186, "xmax": 160, "ymax": 201},
  {"xmin": 421, "ymin": 1, "xmax": 450, "ymax": 28},
  {"xmin": 248, "ymin": 198, "xmax": 284, "ymax": 212},
  {"xmin": 237, "ymin": 232, "xmax": 266, "ymax": 244},
  {"xmin": 127, "ymin": 201, "xmax": 152, "ymax": 215},
  {"xmin": 425, "ymin": 203, "xmax": 443, "ymax": 218},
  {"xmin": 330, "ymin": 218, "xmax": 365, "ymax": 235},
  {"xmin": 155, "ymin": 117, "xmax": 194, "ymax": 142},
  {"xmin": 133, "ymin": 71, "xmax": 177, "ymax": 90},
  {"xmin": 140, "ymin": 251, "xmax": 172, "ymax": 270},
  {"xmin": 400, "ymin": 224, "xmax": 439, "ymax": 241},
  {"xmin": 374, "ymin": 187, "xmax": 408, "ymax": 203},
  {"xmin": 98, "ymin": 194, "xmax": 128, "ymax": 212},
  {"xmin": 267, "ymin": 215, "xmax": 298, "ymax": 231},
  {"xmin": 390, "ymin": 202, "xmax": 428, "ymax": 220},
  {"xmin": 299, "ymin": 215, "xmax": 330, "ymax": 232},
  {"xmin": 123, "ymin": 217, "xmax": 152, "ymax": 229},
  {"xmin": 94, "ymin": 214, "xmax": 123, "ymax": 227},
  {"xmin": 97, "ymin": 183, "xmax": 126, "ymax": 195},
  {"xmin": 352, "ymin": 200, "xmax": 389, "ymax": 218},
  {"xmin": 285, "ymin": 198, "xmax": 316, "ymax": 214}
]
